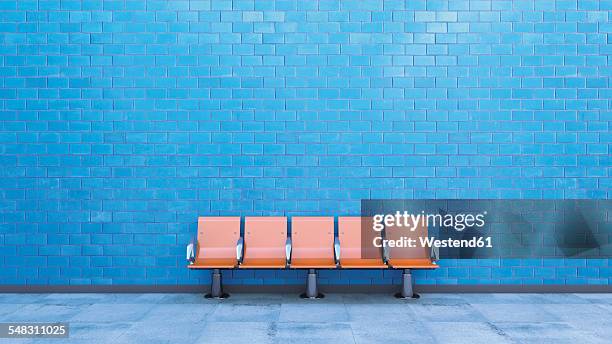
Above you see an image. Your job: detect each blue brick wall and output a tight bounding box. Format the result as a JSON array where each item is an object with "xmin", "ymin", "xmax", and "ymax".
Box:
[{"xmin": 0, "ymin": 0, "xmax": 610, "ymax": 286}]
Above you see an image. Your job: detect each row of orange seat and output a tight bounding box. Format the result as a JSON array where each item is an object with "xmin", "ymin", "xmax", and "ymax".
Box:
[{"xmin": 187, "ymin": 216, "xmax": 438, "ymax": 299}]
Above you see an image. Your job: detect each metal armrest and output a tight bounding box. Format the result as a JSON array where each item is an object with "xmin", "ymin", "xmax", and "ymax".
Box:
[
  {"xmin": 382, "ymin": 245, "xmax": 389, "ymax": 264},
  {"xmin": 431, "ymin": 245, "xmax": 439, "ymax": 263},
  {"xmin": 186, "ymin": 238, "xmax": 195, "ymax": 264},
  {"xmin": 236, "ymin": 237, "xmax": 244, "ymax": 263},
  {"xmin": 334, "ymin": 236, "xmax": 340, "ymax": 264},
  {"xmin": 285, "ymin": 237, "xmax": 292, "ymax": 265}
]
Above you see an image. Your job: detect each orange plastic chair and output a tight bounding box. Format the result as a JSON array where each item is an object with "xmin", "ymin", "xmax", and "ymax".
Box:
[
  {"xmin": 383, "ymin": 219, "xmax": 438, "ymax": 299},
  {"xmin": 186, "ymin": 217, "xmax": 241, "ymax": 298},
  {"xmin": 289, "ymin": 217, "xmax": 337, "ymax": 268},
  {"xmin": 288, "ymin": 216, "xmax": 337, "ymax": 298},
  {"xmin": 238, "ymin": 217, "xmax": 288, "ymax": 269},
  {"xmin": 385, "ymin": 220, "xmax": 438, "ymax": 269},
  {"xmin": 187, "ymin": 217, "xmax": 241, "ymax": 269},
  {"xmin": 338, "ymin": 217, "xmax": 387, "ymax": 268}
]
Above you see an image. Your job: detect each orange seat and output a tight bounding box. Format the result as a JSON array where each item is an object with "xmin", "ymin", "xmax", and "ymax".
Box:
[
  {"xmin": 289, "ymin": 217, "xmax": 336, "ymax": 269},
  {"xmin": 192, "ymin": 258, "xmax": 237, "ymax": 269},
  {"xmin": 290, "ymin": 258, "xmax": 337, "ymax": 269},
  {"xmin": 240, "ymin": 257, "xmax": 287, "ymax": 268},
  {"xmin": 239, "ymin": 217, "xmax": 287, "ymax": 269},
  {"xmin": 188, "ymin": 217, "xmax": 241, "ymax": 269},
  {"xmin": 386, "ymin": 258, "xmax": 438, "ymax": 269},
  {"xmin": 338, "ymin": 217, "xmax": 387, "ymax": 268},
  {"xmin": 385, "ymin": 219, "xmax": 438, "ymax": 270},
  {"xmin": 340, "ymin": 258, "xmax": 387, "ymax": 268}
]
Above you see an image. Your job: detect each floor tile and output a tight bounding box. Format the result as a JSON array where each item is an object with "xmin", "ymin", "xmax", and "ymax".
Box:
[
  {"xmin": 42, "ymin": 293, "xmax": 114, "ymax": 306},
  {"xmin": 0, "ymin": 304, "xmax": 27, "ymax": 321},
  {"xmin": 423, "ymin": 321, "xmax": 514, "ymax": 344},
  {"xmin": 142, "ymin": 303, "xmax": 217, "ymax": 323},
  {"xmin": 116, "ymin": 318, "xmax": 207, "ymax": 343},
  {"xmin": 7, "ymin": 304, "xmax": 83, "ymax": 322},
  {"xmin": 0, "ymin": 294, "xmax": 47, "ymax": 304},
  {"xmin": 275, "ymin": 322, "xmax": 355, "ymax": 344},
  {"xmin": 69, "ymin": 321, "xmax": 132, "ymax": 342},
  {"xmin": 279, "ymin": 302, "xmax": 348, "ymax": 322},
  {"xmin": 540, "ymin": 303, "xmax": 611, "ymax": 322},
  {"xmin": 208, "ymin": 303, "xmax": 281, "ymax": 322},
  {"xmin": 345, "ymin": 303, "xmax": 417, "ymax": 322},
  {"xmin": 196, "ymin": 322, "xmax": 277, "ymax": 344},
  {"xmin": 574, "ymin": 293, "xmax": 612, "ymax": 304},
  {"xmin": 158, "ymin": 293, "xmax": 212, "ymax": 304},
  {"xmin": 69, "ymin": 303, "xmax": 155, "ymax": 323},
  {"xmin": 340, "ymin": 293, "xmax": 401, "ymax": 305},
  {"xmin": 351, "ymin": 321, "xmax": 435, "ymax": 344},
  {"xmin": 470, "ymin": 303, "xmax": 561, "ymax": 323},
  {"xmin": 408, "ymin": 303, "xmax": 487, "ymax": 322},
  {"xmin": 494, "ymin": 322, "xmax": 608, "ymax": 344}
]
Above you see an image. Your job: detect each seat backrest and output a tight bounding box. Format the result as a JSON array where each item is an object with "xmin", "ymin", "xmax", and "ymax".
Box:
[
  {"xmin": 244, "ymin": 217, "xmax": 287, "ymax": 259},
  {"xmin": 385, "ymin": 218, "xmax": 431, "ymax": 260},
  {"xmin": 197, "ymin": 217, "xmax": 241, "ymax": 259},
  {"xmin": 291, "ymin": 217, "xmax": 334, "ymax": 260},
  {"xmin": 339, "ymin": 217, "xmax": 382, "ymax": 259}
]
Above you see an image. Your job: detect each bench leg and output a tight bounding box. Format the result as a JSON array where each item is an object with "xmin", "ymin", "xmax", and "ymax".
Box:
[
  {"xmin": 205, "ymin": 269, "xmax": 229, "ymax": 299},
  {"xmin": 395, "ymin": 269, "xmax": 420, "ymax": 299},
  {"xmin": 300, "ymin": 269, "xmax": 324, "ymax": 299}
]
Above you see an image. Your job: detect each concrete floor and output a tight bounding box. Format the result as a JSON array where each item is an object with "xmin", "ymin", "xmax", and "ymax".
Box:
[{"xmin": 0, "ymin": 293, "xmax": 610, "ymax": 343}]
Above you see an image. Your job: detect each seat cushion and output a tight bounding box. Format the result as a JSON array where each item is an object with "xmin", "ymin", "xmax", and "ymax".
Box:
[
  {"xmin": 239, "ymin": 258, "xmax": 286, "ymax": 268},
  {"xmin": 188, "ymin": 258, "xmax": 237, "ymax": 269},
  {"xmin": 290, "ymin": 258, "xmax": 337, "ymax": 269},
  {"xmin": 387, "ymin": 258, "xmax": 438, "ymax": 269},
  {"xmin": 340, "ymin": 258, "xmax": 387, "ymax": 268}
]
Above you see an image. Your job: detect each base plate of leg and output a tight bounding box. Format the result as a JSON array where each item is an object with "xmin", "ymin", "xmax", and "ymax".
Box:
[
  {"xmin": 205, "ymin": 293, "xmax": 230, "ymax": 299},
  {"xmin": 300, "ymin": 292, "xmax": 325, "ymax": 299},
  {"xmin": 394, "ymin": 292, "xmax": 420, "ymax": 299}
]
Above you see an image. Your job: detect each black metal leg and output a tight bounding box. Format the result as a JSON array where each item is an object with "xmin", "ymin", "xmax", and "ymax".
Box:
[
  {"xmin": 301, "ymin": 269, "xmax": 324, "ymax": 299},
  {"xmin": 395, "ymin": 269, "xmax": 420, "ymax": 299},
  {"xmin": 205, "ymin": 268, "xmax": 229, "ymax": 299}
]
